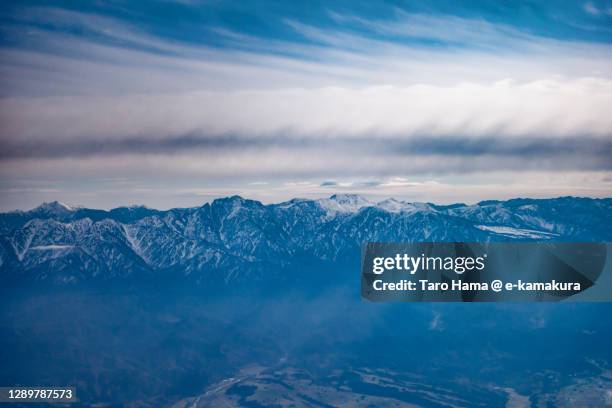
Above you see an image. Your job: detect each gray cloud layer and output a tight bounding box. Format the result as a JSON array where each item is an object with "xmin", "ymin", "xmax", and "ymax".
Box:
[{"xmin": 1, "ymin": 134, "xmax": 611, "ymax": 172}]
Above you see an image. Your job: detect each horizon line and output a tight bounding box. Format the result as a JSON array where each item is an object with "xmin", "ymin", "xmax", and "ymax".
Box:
[{"xmin": 5, "ymin": 194, "xmax": 611, "ymax": 214}]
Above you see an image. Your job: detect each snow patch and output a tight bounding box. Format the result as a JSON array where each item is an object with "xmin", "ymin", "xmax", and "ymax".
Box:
[
  {"xmin": 12, "ymin": 233, "xmax": 34, "ymax": 261},
  {"xmin": 122, "ymin": 224, "xmax": 150, "ymax": 263},
  {"xmin": 476, "ymin": 225, "xmax": 558, "ymax": 239},
  {"xmin": 30, "ymin": 245, "xmax": 74, "ymax": 250}
]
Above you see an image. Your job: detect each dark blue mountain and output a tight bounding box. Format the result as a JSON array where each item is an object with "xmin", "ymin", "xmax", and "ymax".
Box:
[
  {"xmin": 2, "ymin": 195, "xmax": 612, "ymax": 407},
  {"xmin": 1, "ymin": 195, "xmax": 610, "ymax": 284}
]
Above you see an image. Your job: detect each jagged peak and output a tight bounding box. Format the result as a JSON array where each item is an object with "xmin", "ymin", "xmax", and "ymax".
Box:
[
  {"xmin": 318, "ymin": 194, "xmax": 372, "ymax": 214},
  {"xmin": 32, "ymin": 201, "xmax": 74, "ymax": 213},
  {"xmin": 127, "ymin": 204, "xmax": 149, "ymax": 209},
  {"xmin": 211, "ymin": 195, "xmax": 245, "ymax": 204},
  {"xmin": 109, "ymin": 204, "xmax": 156, "ymax": 214},
  {"xmin": 328, "ymin": 193, "xmax": 369, "ymax": 203},
  {"xmin": 211, "ymin": 195, "xmax": 263, "ymax": 211},
  {"xmin": 376, "ymin": 198, "xmax": 433, "ymax": 214},
  {"xmin": 476, "ymin": 200, "xmax": 503, "ymax": 207},
  {"xmin": 375, "ymin": 198, "xmax": 404, "ymax": 212},
  {"xmin": 273, "ymin": 198, "xmax": 311, "ymax": 208},
  {"xmin": 378, "ymin": 198, "xmax": 401, "ymax": 203}
]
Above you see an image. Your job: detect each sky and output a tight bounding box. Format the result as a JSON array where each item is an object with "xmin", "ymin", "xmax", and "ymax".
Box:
[{"xmin": 0, "ymin": 0, "xmax": 611, "ymax": 210}]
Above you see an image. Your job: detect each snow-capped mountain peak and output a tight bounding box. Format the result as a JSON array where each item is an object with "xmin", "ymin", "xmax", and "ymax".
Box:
[
  {"xmin": 317, "ymin": 194, "xmax": 373, "ymax": 214},
  {"xmin": 376, "ymin": 198, "xmax": 433, "ymax": 214},
  {"xmin": 32, "ymin": 201, "xmax": 74, "ymax": 215}
]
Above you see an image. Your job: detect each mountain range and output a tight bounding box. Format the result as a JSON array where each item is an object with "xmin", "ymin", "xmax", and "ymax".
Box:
[
  {"xmin": 2, "ymin": 195, "xmax": 612, "ymax": 407},
  {"xmin": 1, "ymin": 195, "xmax": 610, "ymax": 284}
]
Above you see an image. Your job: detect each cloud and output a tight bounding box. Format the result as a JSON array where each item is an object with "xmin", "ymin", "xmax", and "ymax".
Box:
[
  {"xmin": 584, "ymin": 2, "xmax": 612, "ymax": 16},
  {"xmin": 585, "ymin": 2, "xmax": 601, "ymax": 15},
  {"xmin": 2, "ymin": 82, "xmax": 612, "ymax": 177},
  {"xmin": 3, "ymin": 80, "xmax": 612, "ymax": 142},
  {"xmin": 0, "ymin": 5, "xmax": 612, "ymax": 208},
  {"xmin": 319, "ymin": 180, "xmax": 382, "ymax": 188},
  {"xmin": 325, "ymin": 10, "xmax": 539, "ymax": 50},
  {"xmin": 3, "ymin": 132, "xmax": 610, "ymax": 175}
]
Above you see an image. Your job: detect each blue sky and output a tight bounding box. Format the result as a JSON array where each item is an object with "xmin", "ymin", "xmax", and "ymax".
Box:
[{"xmin": 0, "ymin": 0, "xmax": 611, "ymax": 210}]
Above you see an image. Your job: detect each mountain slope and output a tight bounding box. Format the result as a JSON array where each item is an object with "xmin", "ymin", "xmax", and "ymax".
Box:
[{"xmin": 1, "ymin": 195, "xmax": 610, "ymax": 284}]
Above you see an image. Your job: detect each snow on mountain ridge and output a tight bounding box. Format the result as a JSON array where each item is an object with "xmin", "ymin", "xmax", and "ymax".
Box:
[
  {"xmin": 0, "ymin": 196, "xmax": 610, "ymax": 284},
  {"xmin": 376, "ymin": 198, "xmax": 433, "ymax": 214},
  {"xmin": 316, "ymin": 194, "xmax": 373, "ymax": 214},
  {"xmin": 475, "ymin": 225, "xmax": 558, "ymax": 239},
  {"xmin": 33, "ymin": 201, "xmax": 74, "ymax": 214}
]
